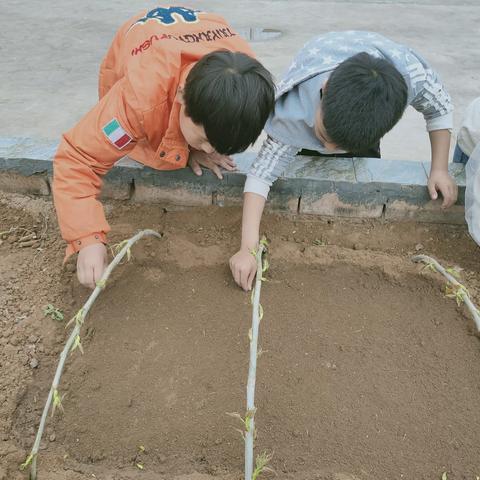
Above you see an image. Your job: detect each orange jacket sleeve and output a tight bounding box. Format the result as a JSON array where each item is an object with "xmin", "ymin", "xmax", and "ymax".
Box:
[{"xmin": 53, "ymin": 77, "xmax": 144, "ymax": 258}]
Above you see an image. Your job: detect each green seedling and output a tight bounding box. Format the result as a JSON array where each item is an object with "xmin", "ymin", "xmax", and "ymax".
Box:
[
  {"xmin": 19, "ymin": 453, "xmax": 34, "ymax": 470},
  {"xmin": 441, "ymin": 473, "xmax": 448, "ymax": 480},
  {"xmin": 136, "ymin": 463, "xmax": 144, "ymax": 470},
  {"xmin": 66, "ymin": 308, "xmax": 85, "ymax": 329},
  {"xmin": 112, "ymin": 239, "xmax": 132, "ymax": 261},
  {"xmin": 422, "ymin": 262, "xmax": 437, "ymax": 273},
  {"xmin": 262, "ymin": 258, "xmax": 269, "ymax": 273},
  {"xmin": 445, "ymin": 283, "xmax": 469, "ymax": 306},
  {"xmin": 71, "ymin": 334, "xmax": 84, "ymax": 355},
  {"xmin": 227, "ymin": 409, "xmax": 256, "ymax": 435},
  {"xmin": 313, "ymin": 238, "xmax": 326, "ymax": 246},
  {"xmin": 51, "ymin": 389, "xmax": 65, "ymax": 416},
  {"xmin": 445, "ymin": 267, "xmax": 461, "ymax": 279},
  {"xmin": 252, "ymin": 452, "xmax": 273, "ymax": 480},
  {"xmin": 250, "ymin": 237, "xmax": 269, "ymax": 258},
  {"xmin": 43, "ymin": 304, "xmax": 64, "ymax": 322}
]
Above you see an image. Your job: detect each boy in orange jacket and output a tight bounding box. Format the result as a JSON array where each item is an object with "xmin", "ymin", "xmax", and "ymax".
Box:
[{"xmin": 53, "ymin": 6, "xmax": 275, "ymax": 288}]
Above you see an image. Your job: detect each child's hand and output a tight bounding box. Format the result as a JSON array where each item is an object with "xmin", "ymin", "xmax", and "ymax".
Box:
[
  {"xmin": 77, "ymin": 243, "xmax": 108, "ymax": 289},
  {"xmin": 427, "ymin": 170, "xmax": 458, "ymax": 208},
  {"xmin": 230, "ymin": 248, "xmax": 257, "ymax": 291},
  {"xmin": 188, "ymin": 150, "xmax": 236, "ymax": 180}
]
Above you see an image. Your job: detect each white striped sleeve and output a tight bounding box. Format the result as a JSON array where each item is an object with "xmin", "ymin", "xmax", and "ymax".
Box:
[
  {"xmin": 408, "ymin": 52, "xmax": 453, "ymax": 131},
  {"xmin": 244, "ymin": 136, "xmax": 299, "ymax": 199}
]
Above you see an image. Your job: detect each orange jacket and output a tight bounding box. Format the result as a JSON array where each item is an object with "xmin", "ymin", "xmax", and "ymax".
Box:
[{"xmin": 53, "ymin": 6, "xmax": 255, "ymax": 258}]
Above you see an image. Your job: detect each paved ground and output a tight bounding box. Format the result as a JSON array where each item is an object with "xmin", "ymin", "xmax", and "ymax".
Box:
[{"xmin": 1, "ymin": 0, "xmax": 479, "ymax": 161}]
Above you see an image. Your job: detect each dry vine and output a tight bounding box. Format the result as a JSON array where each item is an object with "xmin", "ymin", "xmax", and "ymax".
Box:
[
  {"xmin": 412, "ymin": 254, "xmax": 480, "ymax": 331},
  {"xmin": 22, "ymin": 229, "xmax": 162, "ymax": 479}
]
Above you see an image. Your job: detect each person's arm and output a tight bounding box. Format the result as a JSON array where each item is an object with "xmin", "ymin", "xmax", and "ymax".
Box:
[
  {"xmin": 407, "ymin": 51, "xmax": 457, "ymax": 207},
  {"xmin": 230, "ymin": 136, "xmax": 298, "ymax": 290},
  {"xmin": 229, "ymin": 192, "xmax": 266, "ymax": 290},
  {"xmin": 53, "ymin": 77, "xmax": 144, "ymax": 287},
  {"xmin": 427, "ymin": 129, "xmax": 457, "ymax": 208}
]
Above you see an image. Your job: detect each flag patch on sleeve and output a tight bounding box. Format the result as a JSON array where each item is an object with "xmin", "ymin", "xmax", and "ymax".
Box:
[{"xmin": 102, "ymin": 118, "xmax": 132, "ymax": 149}]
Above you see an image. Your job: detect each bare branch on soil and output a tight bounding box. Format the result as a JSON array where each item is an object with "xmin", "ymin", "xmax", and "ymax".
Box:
[
  {"xmin": 412, "ymin": 254, "xmax": 480, "ymax": 331},
  {"xmin": 245, "ymin": 239, "xmax": 270, "ymax": 480},
  {"xmin": 26, "ymin": 229, "xmax": 162, "ymax": 480}
]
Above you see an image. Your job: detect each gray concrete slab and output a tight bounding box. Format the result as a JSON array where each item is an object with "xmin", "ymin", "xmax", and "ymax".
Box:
[
  {"xmin": 354, "ymin": 158, "xmax": 428, "ymax": 184},
  {"xmin": 1, "ymin": 0, "xmax": 479, "ymax": 163}
]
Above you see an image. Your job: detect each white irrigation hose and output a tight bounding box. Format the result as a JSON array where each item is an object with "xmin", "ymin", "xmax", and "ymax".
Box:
[
  {"xmin": 245, "ymin": 243, "xmax": 266, "ymax": 480},
  {"xmin": 27, "ymin": 229, "xmax": 162, "ymax": 480},
  {"xmin": 412, "ymin": 254, "xmax": 480, "ymax": 331}
]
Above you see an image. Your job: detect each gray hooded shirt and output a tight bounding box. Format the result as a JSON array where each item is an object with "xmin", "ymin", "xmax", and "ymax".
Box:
[{"xmin": 245, "ymin": 31, "xmax": 453, "ymax": 198}]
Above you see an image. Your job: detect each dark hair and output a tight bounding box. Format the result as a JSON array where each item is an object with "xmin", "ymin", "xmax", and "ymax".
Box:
[
  {"xmin": 184, "ymin": 50, "xmax": 275, "ymax": 155},
  {"xmin": 322, "ymin": 52, "xmax": 408, "ymax": 152}
]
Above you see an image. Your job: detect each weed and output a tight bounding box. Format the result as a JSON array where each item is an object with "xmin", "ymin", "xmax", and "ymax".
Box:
[
  {"xmin": 43, "ymin": 304, "xmax": 64, "ymax": 322},
  {"xmin": 252, "ymin": 452, "xmax": 274, "ymax": 480}
]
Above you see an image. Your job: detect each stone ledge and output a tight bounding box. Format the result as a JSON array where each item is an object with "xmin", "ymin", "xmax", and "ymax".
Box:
[
  {"xmin": 0, "ymin": 136, "xmax": 467, "ymax": 224},
  {"xmin": 385, "ymin": 200, "xmax": 465, "ymax": 224}
]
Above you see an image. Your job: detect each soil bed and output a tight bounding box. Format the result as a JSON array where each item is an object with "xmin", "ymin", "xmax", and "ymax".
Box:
[{"xmin": 1, "ymin": 192, "xmax": 480, "ymax": 479}]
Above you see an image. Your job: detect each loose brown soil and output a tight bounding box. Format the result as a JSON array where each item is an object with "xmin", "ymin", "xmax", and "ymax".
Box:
[{"xmin": 1, "ymin": 192, "xmax": 480, "ymax": 480}]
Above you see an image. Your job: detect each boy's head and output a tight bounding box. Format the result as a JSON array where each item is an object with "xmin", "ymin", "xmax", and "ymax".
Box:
[
  {"xmin": 317, "ymin": 52, "xmax": 408, "ymax": 153},
  {"xmin": 179, "ymin": 50, "xmax": 275, "ymax": 155}
]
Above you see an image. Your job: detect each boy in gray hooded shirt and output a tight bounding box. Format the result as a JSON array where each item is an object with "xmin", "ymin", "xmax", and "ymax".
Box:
[{"xmin": 230, "ymin": 31, "xmax": 457, "ymax": 291}]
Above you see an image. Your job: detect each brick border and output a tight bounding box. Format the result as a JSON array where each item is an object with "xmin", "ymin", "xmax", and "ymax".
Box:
[{"xmin": 0, "ymin": 137, "xmax": 466, "ymax": 224}]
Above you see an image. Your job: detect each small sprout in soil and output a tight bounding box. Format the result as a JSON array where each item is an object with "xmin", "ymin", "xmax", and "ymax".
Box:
[
  {"xmin": 138, "ymin": 445, "xmax": 146, "ymax": 453},
  {"xmin": 66, "ymin": 308, "xmax": 85, "ymax": 329},
  {"xmin": 43, "ymin": 304, "xmax": 64, "ymax": 322},
  {"xmin": 113, "ymin": 239, "xmax": 132, "ymax": 261},
  {"xmin": 51, "ymin": 389, "xmax": 65, "ymax": 416},
  {"xmin": 445, "ymin": 283, "xmax": 469, "ymax": 306},
  {"xmin": 71, "ymin": 334, "xmax": 84, "ymax": 355},
  {"xmin": 445, "ymin": 267, "xmax": 461, "ymax": 279},
  {"xmin": 313, "ymin": 238, "xmax": 326, "ymax": 246},
  {"xmin": 441, "ymin": 472, "xmax": 448, "ymax": 480},
  {"xmin": 136, "ymin": 463, "xmax": 144, "ymax": 470},
  {"xmin": 19, "ymin": 453, "xmax": 34, "ymax": 470},
  {"xmin": 262, "ymin": 258, "xmax": 270, "ymax": 273},
  {"xmin": 252, "ymin": 451, "xmax": 273, "ymax": 480},
  {"xmin": 226, "ymin": 409, "xmax": 256, "ymax": 434},
  {"xmin": 422, "ymin": 262, "xmax": 437, "ymax": 273}
]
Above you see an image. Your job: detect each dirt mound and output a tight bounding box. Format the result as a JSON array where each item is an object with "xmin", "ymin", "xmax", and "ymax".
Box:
[
  {"xmin": 16, "ymin": 259, "xmax": 480, "ymax": 479},
  {"xmin": 2, "ymin": 192, "xmax": 480, "ymax": 479}
]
